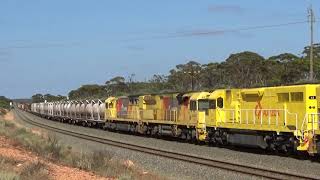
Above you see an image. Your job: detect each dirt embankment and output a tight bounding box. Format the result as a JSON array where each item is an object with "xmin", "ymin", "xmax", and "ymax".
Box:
[{"xmin": 0, "ymin": 136, "xmax": 108, "ymax": 180}]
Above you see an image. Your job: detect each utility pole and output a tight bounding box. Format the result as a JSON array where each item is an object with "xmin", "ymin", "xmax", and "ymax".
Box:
[
  {"xmin": 184, "ymin": 70, "xmax": 200, "ymax": 91},
  {"xmin": 308, "ymin": 5, "xmax": 315, "ymax": 81}
]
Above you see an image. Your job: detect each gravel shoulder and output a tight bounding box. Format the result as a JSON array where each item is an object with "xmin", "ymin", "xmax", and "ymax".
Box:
[{"xmin": 15, "ymin": 109, "xmax": 320, "ymax": 179}]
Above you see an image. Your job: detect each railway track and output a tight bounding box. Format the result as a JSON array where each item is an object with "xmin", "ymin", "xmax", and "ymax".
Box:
[{"xmin": 15, "ymin": 109, "xmax": 317, "ymax": 180}]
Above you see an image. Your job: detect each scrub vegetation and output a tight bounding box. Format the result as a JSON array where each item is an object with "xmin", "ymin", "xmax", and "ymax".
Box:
[
  {"xmin": 0, "ymin": 96, "xmax": 11, "ymax": 115},
  {"xmin": 0, "ymin": 155, "xmax": 49, "ymax": 180}
]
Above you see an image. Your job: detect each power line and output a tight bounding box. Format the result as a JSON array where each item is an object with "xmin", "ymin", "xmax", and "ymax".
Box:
[
  {"xmin": 125, "ymin": 20, "xmax": 309, "ymax": 41},
  {"xmin": 0, "ymin": 20, "xmax": 312, "ymax": 49},
  {"xmin": 175, "ymin": 21, "xmax": 309, "ymax": 37}
]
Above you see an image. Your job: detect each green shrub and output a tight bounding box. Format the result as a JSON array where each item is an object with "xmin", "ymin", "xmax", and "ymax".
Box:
[
  {"xmin": 45, "ymin": 135, "xmax": 64, "ymax": 160},
  {"xmin": 0, "ymin": 96, "xmax": 11, "ymax": 110}
]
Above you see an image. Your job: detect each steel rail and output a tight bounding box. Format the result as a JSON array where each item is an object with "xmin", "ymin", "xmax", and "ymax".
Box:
[{"xmin": 15, "ymin": 109, "xmax": 317, "ymax": 180}]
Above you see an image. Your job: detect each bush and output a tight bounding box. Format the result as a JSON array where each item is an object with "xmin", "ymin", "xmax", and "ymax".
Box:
[
  {"xmin": 20, "ymin": 161, "xmax": 49, "ymax": 180},
  {"xmin": 0, "ymin": 156, "xmax": 20, "ymax": 180},
  {"xmin": 0, "ymin": 109, "xmax": 7, "ymax": 116},
  {"xmin": 0, "ymin": 96, "xmax": 11, "ymax": 110}
]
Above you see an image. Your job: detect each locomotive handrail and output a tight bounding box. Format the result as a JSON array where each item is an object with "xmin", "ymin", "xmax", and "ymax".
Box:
[
  {"xmin": 300, "ymin": 113, "xmax": 320, "ymax": 140},
  {"xmin": 217, "ymin": 109, "xmax": 298, "ymax": 130},
  {"xmin": 106, "ymin": 109, "xmax": 182, "ymax": 122}
]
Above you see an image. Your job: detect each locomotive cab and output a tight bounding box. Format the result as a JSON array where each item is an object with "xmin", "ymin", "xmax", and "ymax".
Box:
[
  {"xmin": 105, "ymin": 97, "xmax": 117, "ymax": 119},
  {"xmin": 188, "ymin": 92, "xmax": 210, "ymax": 140}
]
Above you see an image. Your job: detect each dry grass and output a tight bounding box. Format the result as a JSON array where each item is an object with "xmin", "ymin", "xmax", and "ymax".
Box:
[
  {"xmin": 0, "ymin": 120, "xmax": 163, "ymax": 180},
  {"xmin": 20, "ymin": 161, "xmax": 49, "ymax": 180},
  {"xmin": 0, "ymin": 155, "xmax": 49, "ymax": 180},
  {"xmin": 0, "ymin": 171, "xmax": 20, "ymax": 180},
  {"xmin": 0, "ymin": 109, "xmax": 7, "ymax": 116}
]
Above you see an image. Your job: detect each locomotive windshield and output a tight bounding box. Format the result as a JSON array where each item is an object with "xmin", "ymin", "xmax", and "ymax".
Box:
[{"xmin": 198, "ymin": 99, "xmax": 209, "ymax": 111}]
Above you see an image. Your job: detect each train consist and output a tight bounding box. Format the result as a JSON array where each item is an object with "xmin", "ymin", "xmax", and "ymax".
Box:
[{"xmin": 25, "ymin": 84, "xmax": 320, "ymax": 155}]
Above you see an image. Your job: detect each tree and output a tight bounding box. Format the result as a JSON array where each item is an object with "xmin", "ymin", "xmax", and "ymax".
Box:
[
  {"xmin": 0, "ymin": 96, "xmax": 11, "ymax": 110},
  {"xmin": 31, "ymin": 93, "xmax": 66, "ymax": 103},
  {"xmin": 266, "ymin": 53, "xmax": 304, "ymax": 85},
  {"xmin": 224, "ymin": 51, "xmax": 265, "ymax": 87},
  {"xmin": 31, "ymin": 94, "xmax": 45, "ymax": 103},
  {"xmin": 302, "ymin": 43, "xmax": 320, "ymax": 80},
  {"xmin": 68, "ymin": 85, "xmax": 107, "ymax": 100},
  {"xmin": 105, "ymin": 76, "xmax": 129, "ymax": 96},
  {"xmin": 168, "ymin": 61, "xmax": 202, "ymax": 91},
  {"xmin": 149, "ymin": 74, "xmax": 169, "ymax": 92},
  {"xmin": 200, "ymin": 62, "xmax": 226, "ymax": 89},
  {"xmin": 302, "ymin": 43, "xmax": 320, "ymax": 59},
  {"xmin": 268, "ymin": 53, "xmax": 299, "ymax": 63}
]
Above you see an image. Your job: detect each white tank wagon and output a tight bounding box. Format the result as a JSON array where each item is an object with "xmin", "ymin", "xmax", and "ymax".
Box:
[
  {"xmin": 44, "ymin": 102, "xmax": 48, "ymax": 115},
  {"xmin": 30, "ymin": 103, "xmax": 41, "ymax": 114},
  {"xmin": 85, "ymin": 100, "xmax": 94, "ymax": 120},
  {"xmin": 53, "ymin": 102, "xmax": 60, "ymax": 116},
  {"xmin": 43, "ymin": 102, "xmax": 48, "ymax": 115},
  {"xmin": 92, "ymin": 100, "xmax": 99, "ymax": 120},
  {"xmin": 51, "ymin": 102, "xmax": 55, "ymax": 116},
  {"xmin": 36, "ymin": 103, "xmax": 40, "ymax": 113},
  {"xmin": 44, "ymin": 101, "xmax": 52, "ymax": 116},
  {"xmin": 79, "ymin": 100, "xmax": 89, "ymax": 119},
  {"xmin": 29, "ymin": 99, "xmax": 105, "ymax": 128},
  {"xmin": 75, "ymin": 101, "xmax": 82, "ymax": 119},
  {"xmin": 62, "ymin": 102, "xmax": 68, "ymax": 117},
  {"xmin": 49, "ymin": 102, "xmax": 53, "ymax": 115},
  {"xmin": 50, "ymin": 103, "xmax": 53, "ymax": 115},
  {"xmin": 69, "ymin": 101, "xmax": 77, "ymax": 118},
  {"xmin": 59, "ymin": 102, "xmax": 64, "ymax": 116},
  {"xmin": 39, "ymin": 103, "xmax": 45, "ymax": 115},
  {"xmin": 31, "ymin": 104, "xmax": 36, "ymax": 112},
  {"xmin": 58, "ymin": 102, "xmax": 64, "ymax": 116},
  {"xmin": 65, "ymin": 102, "xmax": 71, "ymax": 117},
  {"xmin": 92, "ymin": 99, "xmax": 105, "ymax": 120},
  {"xmin": 45, "ymin": 102, "xmax": 52, "ymax": 115}
]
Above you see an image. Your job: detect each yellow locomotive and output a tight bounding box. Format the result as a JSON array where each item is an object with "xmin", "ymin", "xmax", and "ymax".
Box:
[{"xmin": 104, "ymin": 84, "xmax": 320, "ymax": 155}]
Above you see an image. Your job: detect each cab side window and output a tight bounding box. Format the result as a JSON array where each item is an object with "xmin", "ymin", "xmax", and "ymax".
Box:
[
  {"xmin": 209, "ymin": 100, "xmax": 216, "ymax": 109},
  {"xmin": 198, "ymin": 100, "xmax": 209, "ymax": 111},
  {"xmin": 190, "ymin": 100, "xmax": 197, "ymax": 111},
  {"xmin": 109, "ymin": 102, "xmax": 113, "ymax": 108},
  {"xmin": 217, "ymin": 97, "xmax": 223, "ymax": 108}
]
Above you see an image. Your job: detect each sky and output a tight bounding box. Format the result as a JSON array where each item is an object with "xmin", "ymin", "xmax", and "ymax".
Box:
[{"xmin": 0, "ymin": 0, "xmax": 319, "ymax": 98}]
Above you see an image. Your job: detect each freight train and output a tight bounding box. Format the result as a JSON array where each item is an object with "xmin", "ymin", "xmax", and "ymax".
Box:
[{"xmin": 25, "ymin": 84, "xmax": 320, "ymax": 155}]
